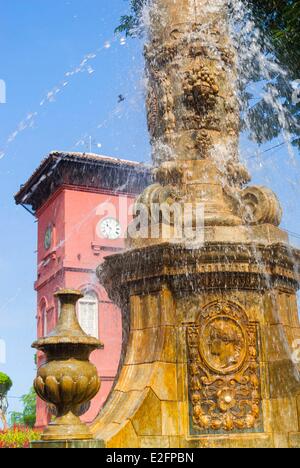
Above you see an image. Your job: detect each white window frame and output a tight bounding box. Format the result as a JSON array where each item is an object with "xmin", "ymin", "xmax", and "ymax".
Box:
[{"xmin": 77, "ymin": 291, "xmax": 99, "ymax": 339}]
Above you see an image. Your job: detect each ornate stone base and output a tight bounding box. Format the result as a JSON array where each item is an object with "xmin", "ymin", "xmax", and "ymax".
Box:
[
  {"xmin": 92, "ymin": 226, "xmax": 300, "ymax": 448},
  {"xmin": 40, "ymin": 412, "xmax": 94, "ymax": 442}
]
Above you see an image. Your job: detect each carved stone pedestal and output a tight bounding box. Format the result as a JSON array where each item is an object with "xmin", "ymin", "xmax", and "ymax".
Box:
[{"xmin": 91, "ymin": 227, "xmax": 300, "ymax": 448}]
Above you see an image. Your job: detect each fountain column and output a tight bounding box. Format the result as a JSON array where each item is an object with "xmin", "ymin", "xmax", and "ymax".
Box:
[
  {"xmin": 92, "ymin": 0, "xmax": 300, "ymax": 448},
  {"xmin": 143, "ymin": 0, "xmax": 245, "ymax": 230}
]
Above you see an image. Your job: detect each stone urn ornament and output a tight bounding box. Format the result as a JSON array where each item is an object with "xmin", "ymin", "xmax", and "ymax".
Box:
[{"xmin": 32, "ymin": 290, "xmax": 102, "ymax": 441}]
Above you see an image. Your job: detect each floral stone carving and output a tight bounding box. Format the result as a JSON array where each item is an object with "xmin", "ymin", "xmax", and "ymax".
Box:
[
  {"xmin": 187, "ymin": 301, "xmax": 262, "ymax": 433},
  {"xmin": 147, "ymin": 72, "xmax": 176, "ymax": 139},
  {"xmin": 183, "ymin": 67, "xmax": 219, "ymax": 115}
]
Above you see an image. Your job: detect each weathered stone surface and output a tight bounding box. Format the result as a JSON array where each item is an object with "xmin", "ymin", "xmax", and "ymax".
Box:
[
  {"xmin": 162, "ymin": 402, "xmax": 180, "ymax": 436},
  {"xmin": 31, "ymin": 439, "xmax": 104, "ymax": 449},
  {"xmin": 297, "ymin": 395, "xmax": 300, "ymax": 427},
  {"xmin": 140, "ymin": 436, "xmax": 170, "ymax": 448},
  {"xmin": 269, "ymin": 398, "xmax": 299, "ymax": 433},
  {"xmin": 131, "ymin": 389, "xmax": 162, "ymax": 436},
  {"xmin": 273, "ymin": 433, "xmax": 289, "ymax": 449},
  {"xmin": 289, "ymin": 432, "xmax": 300, "ymax": 448},
  {"xmin": 107, "ymin": 421, "xmax": 140, "ymax": 449},
  {"xmin": 269, "ymin": 360, "xmax": 300, "ymax": 399},
  {"xmin": 150, "ymin": 362, "xmax": 178, "ymax": 402},
  {"xmin": 179, "ymin": 433, "xmax": 274, "ymax": 449}
]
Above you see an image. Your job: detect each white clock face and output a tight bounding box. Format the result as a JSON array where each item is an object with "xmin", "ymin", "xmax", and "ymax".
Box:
[
  {"xmin": 99, "ymin": 217, "xmax": 121, "ymax": 240},
  {"xmin": 44, "ymin": 225, "xmax": 53, "ymax": 250}
]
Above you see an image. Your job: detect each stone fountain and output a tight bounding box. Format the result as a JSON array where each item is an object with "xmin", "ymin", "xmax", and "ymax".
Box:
[
  {"xmin": 90, "ymin": 0, "xmax": 300, "ymax": 448},
  {"xmin": 30, "ymin": 0, "xmax": 300, "ymax": 449}
]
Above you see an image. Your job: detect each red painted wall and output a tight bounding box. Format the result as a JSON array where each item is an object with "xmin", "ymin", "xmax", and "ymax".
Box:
[{"xmin": 35, "ymin": 185, "xmax": 135, "ymax": 427}]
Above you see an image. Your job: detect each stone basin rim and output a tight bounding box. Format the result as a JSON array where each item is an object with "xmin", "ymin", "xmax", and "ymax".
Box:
[
  {"xmin": 100, "ymin": 240, "xmax": 300, "ymax": 259},
  {"xmin": 97, "ymin": 241, "xmax": 300, "ymax": 275}
]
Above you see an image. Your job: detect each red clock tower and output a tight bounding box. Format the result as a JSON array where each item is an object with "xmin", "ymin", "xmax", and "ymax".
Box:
[{"xmin": 15, "ymin": 151, "xmax": 151, "ymax": 427}]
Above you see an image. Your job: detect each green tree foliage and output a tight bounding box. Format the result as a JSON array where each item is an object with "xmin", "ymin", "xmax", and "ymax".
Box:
[
  {"xmin": 250, "ymin": 0, "xmax": 300, "ymax": 76},
  {"xmin": 116, "ymin": 1, "xmax": 300, "ymax": 69},
  {"xmin": 116, "ymin": 1, "xmax": 300, "ymax": 148},
  {"xmin": 0, "ymin": 373, "xmax": 12, "ymax": 430},
  {"xmin": 115, "ymin": 0, "xmax": 146, "ymax": 36},
  {"xmin": 10, "ymin": 387, "xmax": 36, "ymax": 428},
  {"xmin": 246, "ymin": 1, "xmax": 300, "ymax": 147},
  {"xmin": 0, "ymin": 372, "xmax": 12, "ymax": 395}
]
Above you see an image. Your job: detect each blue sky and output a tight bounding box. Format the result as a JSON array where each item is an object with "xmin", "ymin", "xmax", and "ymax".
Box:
[
  {"xmin": 0, "ymin": 0, "xmax": 151, "ymax": 415},
  {"xmin": 0, "ymin": 0, "xmax": 300, "ymax": 416}
]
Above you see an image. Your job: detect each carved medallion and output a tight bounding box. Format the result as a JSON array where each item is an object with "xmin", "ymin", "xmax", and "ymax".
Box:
[
  {"xmin": 187, "ymin": 301, "xmax": 262, "ymax": 434},
  {"xmin": 199, "ymin": 315, "xmax": 247, "ymax": 375}
]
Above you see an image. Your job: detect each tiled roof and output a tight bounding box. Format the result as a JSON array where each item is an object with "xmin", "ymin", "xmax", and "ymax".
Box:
[
  {"xmin": 50, "ymin": 151, "xmax": 144, "ymax": 166},
  {"xmin": 15, "ymin": 151, "xmax": 152, "ymax": 211}
]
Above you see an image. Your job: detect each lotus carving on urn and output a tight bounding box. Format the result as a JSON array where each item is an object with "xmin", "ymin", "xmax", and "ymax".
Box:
[{"xmin": 32, "ymin": 290, "xmax": 102, "ymax": 441}]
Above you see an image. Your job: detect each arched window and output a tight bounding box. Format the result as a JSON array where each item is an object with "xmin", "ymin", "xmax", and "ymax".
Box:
[
  {"xmin": 77, "ymin": 291, "xmax": 99, "ymax": 339},
  {"xmin": 41, "ymin": 303, "xmax": 47, "ymax": 337}
]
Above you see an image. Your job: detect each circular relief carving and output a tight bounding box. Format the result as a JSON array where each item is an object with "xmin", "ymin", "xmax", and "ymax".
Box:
[{"xmin": 199, "ymin": 315, "xmax": 247, "ymax": 375}]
